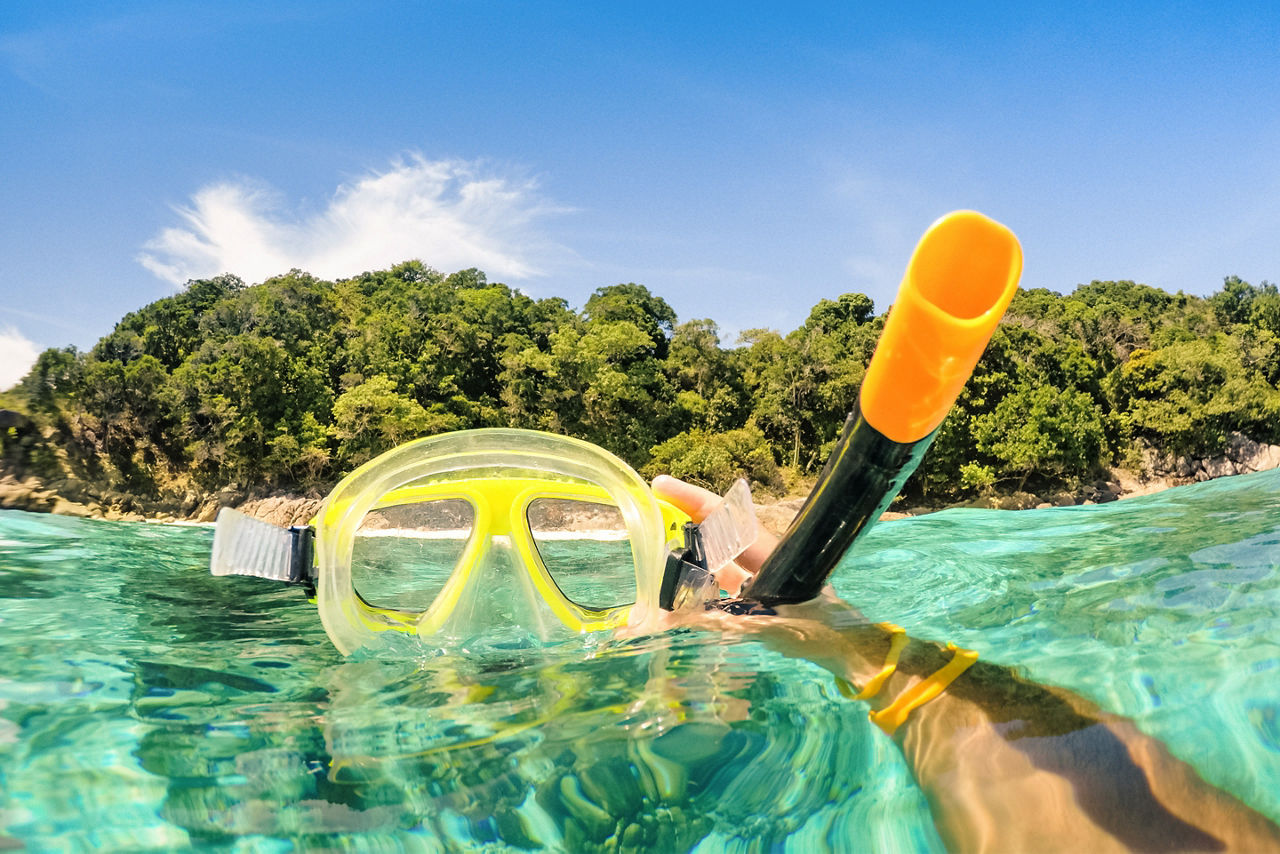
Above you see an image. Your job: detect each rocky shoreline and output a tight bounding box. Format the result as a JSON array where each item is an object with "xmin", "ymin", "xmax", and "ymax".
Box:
[
  {"xmin": 752, "ymin": 432, "xmax": 1280, "ymax": 534},
  {"xmin": 0, "ymin": 477, "xmax": 326, "ymax": 528},
  {"xmin": 3, "ymin": 431, "xmax": 1279, "ymax": 537}
]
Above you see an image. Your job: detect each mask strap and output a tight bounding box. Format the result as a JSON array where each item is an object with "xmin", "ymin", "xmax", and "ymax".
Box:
[{"xmin": 210, "ymin": 508, "xmax": 316, "ymax": 595}]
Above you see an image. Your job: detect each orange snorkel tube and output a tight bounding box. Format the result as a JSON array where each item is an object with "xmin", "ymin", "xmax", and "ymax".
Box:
[{"xmin": 739, "ymin": 211, "xmax": 1023, "ymax": 607}]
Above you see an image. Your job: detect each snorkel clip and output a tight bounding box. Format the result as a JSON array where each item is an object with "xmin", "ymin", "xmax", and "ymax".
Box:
[
  {"xmin": 657, "ymin": 478, "xmax": 758, "ymax": 613},
  {"xmin": 658, "ymin": 522, "xmax": 716, "ymax": 611}
]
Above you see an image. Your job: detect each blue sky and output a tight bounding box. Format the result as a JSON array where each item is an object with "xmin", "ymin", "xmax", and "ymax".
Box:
[{"xmin": 3, "ymin": 1, "xmax": 1279, "ymax": 387}]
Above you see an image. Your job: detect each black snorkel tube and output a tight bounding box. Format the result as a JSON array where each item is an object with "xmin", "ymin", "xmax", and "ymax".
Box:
[{"xmin": 737, "ymin": 211, "xmax": 1023, "ymax": 608}]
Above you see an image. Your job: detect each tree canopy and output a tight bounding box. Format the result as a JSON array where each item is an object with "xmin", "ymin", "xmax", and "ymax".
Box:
[{"xmin": 4, "ymin": 264, "xmax": 1277, "ymax": 505}]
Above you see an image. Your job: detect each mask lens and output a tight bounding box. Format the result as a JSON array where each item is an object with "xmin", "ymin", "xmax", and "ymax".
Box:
[
  {"xmin": 526, "ymin": 498, "xmax": 635, "ymax": 610},
  {"xmin": 351, "ymin": 498, "xmax": 475, "ymax": 612}
]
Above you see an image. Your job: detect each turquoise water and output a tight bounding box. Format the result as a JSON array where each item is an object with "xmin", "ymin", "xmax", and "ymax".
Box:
[{"xmin": 2, "ymin": 470, "xmax": 1279, "ymax": 851}]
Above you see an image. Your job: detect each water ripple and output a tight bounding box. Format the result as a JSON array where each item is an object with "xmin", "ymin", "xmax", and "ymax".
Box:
[{"xmin": 2, "ymin": 471, "xmax": 1280, "ymax": 849}]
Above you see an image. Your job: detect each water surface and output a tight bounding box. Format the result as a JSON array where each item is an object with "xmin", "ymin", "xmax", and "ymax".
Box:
[{"xmin": 2, "ymin": 469, "xmax": 1279, "ymax": 851}]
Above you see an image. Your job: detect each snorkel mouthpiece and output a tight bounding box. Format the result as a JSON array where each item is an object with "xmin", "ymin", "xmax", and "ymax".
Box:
[{"xmin": 742, "ymin": 211, "xmax": 1022, "ymax": 606}]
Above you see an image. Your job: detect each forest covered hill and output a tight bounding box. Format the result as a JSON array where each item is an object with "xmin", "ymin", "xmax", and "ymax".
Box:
[{"xmin": 3, "ymin": 261, "xmax": 1280, "ymax": 516}]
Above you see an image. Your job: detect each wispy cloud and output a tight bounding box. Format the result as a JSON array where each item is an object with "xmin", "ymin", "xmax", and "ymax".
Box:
[
  {"xmin": 138, "ymin": 155, "xmax": 570, "ymax": 287},
  {"xmin": 0, "ymin": 326, "xmax": 40, "ymax": 391},
  {"xmin": 828, "ymin": 168, "xmax": 938, "ymax": 298},
  {"xmin": 0, "ymin": 303, "xmax": 87, "ymax": 334}
]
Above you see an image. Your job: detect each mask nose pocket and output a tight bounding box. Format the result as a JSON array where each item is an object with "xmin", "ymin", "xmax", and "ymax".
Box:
[
  {"xmin": 429, "ymin": 535, "xmax": 555, "ymax": 647},
  {"xmin": 350, "ymin": 498, "xmax": 475, "ymax": 614}
]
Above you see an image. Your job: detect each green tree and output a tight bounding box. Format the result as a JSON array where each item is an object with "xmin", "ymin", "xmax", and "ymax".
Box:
[
  {"xmin": 905, "ymin": 321, "xmax": 1110, "ymax": 501},
  {"xmin": 583, "ymin": 283, "xmax": 677, "ymax": 359},
  {"xmin": 1210, "ymin": 276, "xmax": 1277, "ymax": 327},
  {"xmin": 266, "ymin": 412, "xmax": 331, "ymax": 483},
  {"xmin": 739, "ymin": 328, "xmax": 811, "ymax": 468},
  {"xmin": 972, "ymin": 383, "xmax": 1107, "ymax": 489},
  {"xmin": 331, "ymin": 375, "xmax": 460, "ymax": 469},
  {"xmin": 805, "ymin": 292, "xmax": 874, "ymax": 330},
  {"xmin": 16, "ymin": 347, "xmax": 83, "ymax": 421},
  {"xmin": 14, "ymin": 256, "xmax": 1278, "ymax": 513},
  {"xmin": 644, "ymin": 426, "xmax": 783, "ymax": 495},
  {"xmin": 166, "ymin": 334, "xmax": 332, "ymax": 486},
  {"xmin": 501, "ymin": 284, "xmax": 681, "ymax": 465},
  {"xmin": 94, "ymin": 274, "xmax": 245, "ymax": 370},
  {"xmin": 665, "ymin": 319, "xmax": 748, "ymax": 433},
  {"xmin": 59, "ymin": 353, "xmax": 175, "ymax": 489},
  {"xmin": 739, "ymin": 293, "xmax": 878, "ymax": 471},
  {"xmin": 574, "ymin": 318, "xmax": 676, "ymax": 463},
  {"xmin": 1111, "ymin": 336, "xmax": 1280, "ymax": 457},
  {"xmin": 1246, "ymin": 288, "xmax": 1280, "ymax": 337}
]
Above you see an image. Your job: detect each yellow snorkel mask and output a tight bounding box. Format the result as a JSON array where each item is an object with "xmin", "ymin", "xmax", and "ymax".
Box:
[{"xmin": 211, "ymin": 428, "xmax": 757, "ymax": 655}]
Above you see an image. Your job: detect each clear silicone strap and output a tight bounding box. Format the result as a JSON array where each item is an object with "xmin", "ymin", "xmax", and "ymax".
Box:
[
  {"xmin": 697, "ymin": 478, "xmax": 758, "ymax": 572},
  {"xmin": 210, "ymin": 507, "xmax": 297, "ymax": 582}
]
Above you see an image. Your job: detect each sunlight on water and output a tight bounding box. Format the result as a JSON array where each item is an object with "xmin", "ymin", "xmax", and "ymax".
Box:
[
  {"xmin": 848, "ymin": 467, "xmax": 1280, "ymax": 824},
  {"xmin": 2, "ymin": 469, "xmax": 1280, "ymax": 850}
]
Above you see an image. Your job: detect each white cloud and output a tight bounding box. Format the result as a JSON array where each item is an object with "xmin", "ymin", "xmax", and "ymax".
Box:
[
  {"xmin": 0, "ymin": 326, "xmax": 40, "ymax": 391},
  {"xmin": 138, "ymin": 155, "xmax": 569, "ymax": 287}
]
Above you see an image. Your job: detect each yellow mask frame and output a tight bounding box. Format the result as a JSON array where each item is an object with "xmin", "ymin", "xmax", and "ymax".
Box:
[
  {"xmin": 312, "ymin": 428, "xmax": 689, "ymax": 656},
  {"xmin": 354, "ymin": 477, "xmax": 689, "ymax": 638}
]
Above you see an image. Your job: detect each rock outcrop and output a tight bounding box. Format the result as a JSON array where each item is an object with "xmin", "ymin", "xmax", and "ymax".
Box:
[
  {"xmin": 0, "ymin": 475, "xmax": 57, "ymax": 513},
  {"xmin": 754, "ymin": 496, "xmax": 807, "ymax": 537},
  {"xmin": 233, "ymin": 494, "xmax": 325, "ymax": 527},
  {"xmin": 1139, "ymin": 432, "xmax": 1280, "ymax": 483}
]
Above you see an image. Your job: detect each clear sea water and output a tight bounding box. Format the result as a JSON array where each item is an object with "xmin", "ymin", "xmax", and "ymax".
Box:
[{"xmin": 2, "ymin": 469, "xmax": 1279, "ymax": 852}]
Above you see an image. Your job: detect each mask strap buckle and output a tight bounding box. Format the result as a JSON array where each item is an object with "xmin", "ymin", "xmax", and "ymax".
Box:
[{"xmin": 658, "ymin": 479, "xmax": 757, "ymax": 612}]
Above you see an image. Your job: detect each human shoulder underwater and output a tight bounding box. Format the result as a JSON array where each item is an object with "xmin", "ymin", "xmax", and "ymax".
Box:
[{"xmin": 210, "ymin": 212, "xmax": 1280, "ymax": 852}]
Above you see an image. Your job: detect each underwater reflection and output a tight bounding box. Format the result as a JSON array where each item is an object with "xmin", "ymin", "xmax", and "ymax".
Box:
[{"xmin": 134, "ymin": 632, "xmax": 934, "ymax": 851}]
